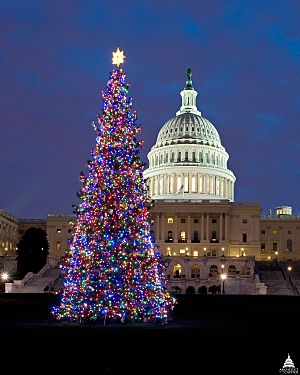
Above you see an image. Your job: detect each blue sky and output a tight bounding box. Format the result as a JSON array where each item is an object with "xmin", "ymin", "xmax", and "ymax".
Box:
[{"xmin": 1, "ymin": 0, "xmax": 300, "ymax": 218}]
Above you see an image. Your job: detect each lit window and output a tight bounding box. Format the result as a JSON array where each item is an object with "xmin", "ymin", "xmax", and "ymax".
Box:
[
  {"xmin": 272, "ymin": 229, "xmax": 278, "ymax": 235},
  {"xmin": 177, "ymin": 176, "xmax": 182, "ymax": 191},
  {"xmin": 180, "ymin": 231, "xmax": 186, "ymax": 241},
  {"xmin": 167, "ymin": 218, "xmax": 173, "ymax": 224},
  {"xmin": 191, "ymin": 176, "xmax": 196, "ymax": 192},
  {"xmin": 173, "ymin": 264, "xmax": 182, "ymax": 278},
  {"xmin": 57, "ymin": 229, "xmax": 62, "ymax": 234},
  {"xmin": 56, "ymin": 241, "xmax": 61, "ymax": 250},
  {"xmin": 184, "ymin": 175, "xmax": 189, "ymax": 193},
  {"xmin": 193, "ymin": 250, "xmax": 199, "ymax": 256},
  {"xmin": 179, "ymin": 249, "xmax": 186, "ymax": 254}
]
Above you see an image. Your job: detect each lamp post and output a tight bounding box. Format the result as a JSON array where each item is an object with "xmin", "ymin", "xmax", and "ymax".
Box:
[
  {"xmin": 203, "ymin": 247, "xmax": 207, "ymax": 257},
  {"xmin": 221, "ymin": 247, "xmax": 225, "ymax": 257},
  {"xmin": 275, "ymin": 251, "xmax": 278, "ymax": 262},
  {"xmin": 220, "ymin": 273, "xmax": 227, "ymax": 294},
  {"xmin": 1, "ymin": 272, "xmax": 9, "ymax": 293},
  {"xmin": 287, "ymin": 266, "xmax": 292, "ymax": 282}
]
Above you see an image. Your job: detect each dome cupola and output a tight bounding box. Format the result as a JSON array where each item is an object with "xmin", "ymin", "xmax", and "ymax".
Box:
[{"xmin": 144, "ymin": 69, "xmax": 236, "ymax": 202}]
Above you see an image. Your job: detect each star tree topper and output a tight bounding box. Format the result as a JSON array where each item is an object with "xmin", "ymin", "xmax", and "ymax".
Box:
[{"xmin": 112, "ymin": 48, "xmax": 125, "ymax": 68}]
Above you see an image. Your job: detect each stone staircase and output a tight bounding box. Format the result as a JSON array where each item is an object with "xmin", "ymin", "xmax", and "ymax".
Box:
[
  {"xmin": 255, "ymin": 260, "xmax": 299, "ymax": 295},
  {"xmin": 5, "ymin": 255, "xmax": 62, "ymax": 293}
]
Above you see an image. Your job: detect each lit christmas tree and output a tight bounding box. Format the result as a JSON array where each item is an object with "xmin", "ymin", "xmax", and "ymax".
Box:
[{"xmin": 52, "ymin": 48, "xmax": 174, "ymax": 323}]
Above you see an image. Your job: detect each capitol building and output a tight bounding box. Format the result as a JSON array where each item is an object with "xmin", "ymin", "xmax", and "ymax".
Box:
[{"xmin": 1, "ymin": 69, "xmax": 300, "ymax": 295}]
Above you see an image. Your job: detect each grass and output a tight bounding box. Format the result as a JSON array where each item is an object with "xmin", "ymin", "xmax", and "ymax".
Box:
[{"xmin": 0, "ymin": 293, "xmax": 299, "ymax": 374}]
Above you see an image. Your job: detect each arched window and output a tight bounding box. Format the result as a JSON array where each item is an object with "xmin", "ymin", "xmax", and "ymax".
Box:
[
  {"xmin": 191, "ymin": 265, "xmax": 200, "ymax": 278},
  {"xmin": 169, "ymin": 176, "xmax": 174, "ymax": 193},
  {"xmin": 193, "ymin": 231, "xmax": 199, "ymax": 242},
  {"xmin": 228, "ymin": 265, "xmax": 237, "ymax": 276},
  {"xmin": 167, "ymin": 231, "xmax": 173, "ymax": 242},
  {"xmin": 159, "ymin": 154, "xmax": 163, "ymax": 164},
  {"xmin": 199, "ymin": 152, "xmax": 203, "ymax": 162},
  {"xmin": 287, "ymin": 239, "xmax": 293, "ymax": 251},
  {"xmin": 173, "ymin": 264, "xmax": 182, "ymax": 278},
  {"xmin": 177, "ymin": 176, "xmax": 182, "ymax": 191},
  {"xmin": 184, "ymin": 175, "xmax": 189, "ymax": 192},
  {"xmin": 186, "ymin": 286, "xmax": 195, "ymax": 294},
  {"xmin": 178, "ymin": 152, "xmax": 181, "ymax": 162},
  {"xmin": 171, "ymin": 152, "xmax": 174, "ymax": 162},
  {"xmin": 153, "ymin": 178, "xmax": 157, "ymax": 195},
  {"xmin": 191, "ymin": 176, "xmax": 196, "ymax": 192},
  {"xmin": 209, "ymin": 265, "xmax": 218, "ymax": 277},
  {"xmin": 185, "ymin": 151, "xmax": 188, "ymax": 161},
  {"xmin": 165, "ymin": 153, "xmax": 168, "ymax": 163},
  {"xmin": 206, "ymin": 153, "xmax": 209, "ymax": 163},
  {"xmin": 198, "ymin": 285, "xmax": 207, "ymax": 294},
  {"xmin": 159, "ymin": 175, "xmax": 163, "ymax": 194},
  {"xmin": 216, "ymin": 177, "xmax": 220, "ymax": 196},
  {"xmin": 192, "ymin": 152, "xmax": 196, "ymax": 161},
  {"xmin": 199, "ymin": 175, "xmax": 203, "ymax": 193}
]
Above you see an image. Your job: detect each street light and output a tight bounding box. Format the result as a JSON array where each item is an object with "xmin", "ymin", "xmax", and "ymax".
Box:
[
  {"xmin": 221, "ymin": 247, "xmax": 225, "ymax": 257},
  {"xmin": 287, "ymin": 266, "xmax": 292, "ymax": 282},
  {"xmin": 203, "ymin": 247, "xmax": 207, "ymax": 257},
  {"xmin": 275, "ymin": 251, "xmax": 278, "ymax": 261},
  {"xmin": 1, "ymin": 272, "xmax": 9, "ymax": 281},
  {"xmin": 220, "ymin": 273, "xmax": 227, "ymax": 294}
]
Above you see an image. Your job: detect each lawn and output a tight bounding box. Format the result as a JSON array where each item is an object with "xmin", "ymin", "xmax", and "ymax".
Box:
[{"xmin": 1, "ymin": 293, "xmax": 299, "ymax": 374}]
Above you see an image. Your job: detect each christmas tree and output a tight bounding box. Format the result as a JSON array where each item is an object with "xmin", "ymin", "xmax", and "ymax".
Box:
[{"xmin": 52, "ymin": 48, "xmax": 174, "ymax": 323}]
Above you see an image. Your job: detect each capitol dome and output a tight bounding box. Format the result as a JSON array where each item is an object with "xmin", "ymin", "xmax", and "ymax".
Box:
[
  {"xmin": 144, "ymin": 68, "xmax": 236, "ymax": 201},
  {"xmin": 155, "ymin": 113, "xmax": 222, "ymax": 149}
]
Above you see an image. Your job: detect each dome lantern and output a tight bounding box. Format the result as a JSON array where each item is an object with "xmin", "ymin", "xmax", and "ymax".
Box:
[{"xmin": 176, "ymin": 68, "xmax": 201, "ymax": 117}]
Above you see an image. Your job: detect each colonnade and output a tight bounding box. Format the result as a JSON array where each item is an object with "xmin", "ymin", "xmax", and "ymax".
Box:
[{"xmin": 148, "ymin": 173, "xmax": 234, "ymax": 200}]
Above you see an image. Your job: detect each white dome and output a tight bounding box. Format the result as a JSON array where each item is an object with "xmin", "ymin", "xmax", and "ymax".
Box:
[
  {"xmin": 155, "ymin": 112, "xmax": 223, "ymax": 149},
  {"xmin": 144, "ymin": 68, "xmax": 236, "ymax": 202}
]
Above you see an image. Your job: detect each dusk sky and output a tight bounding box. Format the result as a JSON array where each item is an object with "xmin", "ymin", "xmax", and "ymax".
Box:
[{"xmin": 1, "ymin": 1, "xmax": 300, "ymax": 219}]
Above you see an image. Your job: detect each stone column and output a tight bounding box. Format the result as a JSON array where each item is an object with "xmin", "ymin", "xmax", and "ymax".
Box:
[
  {"xmin": 187, "ymin": 215, "xmax": 191, "ymax": 243},
  {"xmin": 224, "ymin": 214, "xmax": 228, "ymax": 241},
  {"xmin": 174, "ymin": 215, "xmax": 178, "ymax": 243},
  {"xmin": 161, "ymin": 215, "xmax": 165, "ymax": 243},
  {"xmin": 220, "ymin": 213, "xmax": 223, "ymax": 242},
  {"xmin": 206, "ymin": 213, "xmax": 210, "ymax": 241},
  {"xmin": 156, "ymin": 215, "xmax": 160, "ymax": 241}
]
